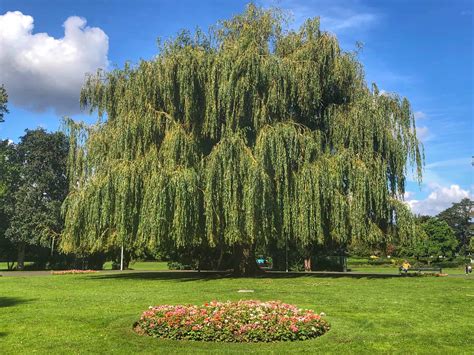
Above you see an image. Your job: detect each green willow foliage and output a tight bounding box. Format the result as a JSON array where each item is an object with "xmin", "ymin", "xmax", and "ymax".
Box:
[{"xmin": 61, "ymin": 6, "xmax": 423, "ymax": 264}]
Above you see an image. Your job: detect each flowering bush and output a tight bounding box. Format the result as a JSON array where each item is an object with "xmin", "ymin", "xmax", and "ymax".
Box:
[
  {"xmin": 134, "ymin": 300, "xmax": 330, "ymax": 342},
  {"xmin": 51, "ymin": 270, "xmax": 98, "ymax": 275}
]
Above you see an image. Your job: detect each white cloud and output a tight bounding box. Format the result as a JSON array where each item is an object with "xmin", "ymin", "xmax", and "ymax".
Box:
[
  {"xmin": 412, "ymin": 110, "xmax": 431, "ymax": 142},
  {"xmin": 426, "ymin": 157, "xmax": 472, "ymax": 169},
  {"xmin": 323, "ymin": 12, "xmax": 376, "ymax": 31},
  {"xmin": 414, "ymin": 111, "xmax": 426, "ymax": 120},
  {"xmin": 0, "ymin": 11, "xmax": 109, "ymax": 115},
  {"xmin": 258, "ymin": 0, "xmax": 378, "ymax": 33},
  {"xmin": 405, "ymin": 184, "xmax": 472, "ymax": 216},
  {"xmin": 416, "ymin": 126, "xmax": 431, "ymax": 142}
]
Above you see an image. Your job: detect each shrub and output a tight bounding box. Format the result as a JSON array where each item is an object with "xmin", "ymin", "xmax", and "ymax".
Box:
[
  {"xmin": 432, "ymin": 257, "xmax": 467, "ymax": 268},
  {"xmin": 367, "ymin": 257, "xmax": 392, "ymax": 266},
  {"xmin": 167, "ymin": 261, "xmax": 193, "ymax": 270},
  {"xmin": 312, "ymin": 256, "xmax": 347, "ymax": 271},
  {"xmin": 134, "ymin": 300, "xmax": 330, "ymax": 342}
]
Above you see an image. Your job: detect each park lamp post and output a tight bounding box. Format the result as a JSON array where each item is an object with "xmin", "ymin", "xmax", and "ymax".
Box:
[{"xmin": 120, "ymin": 243, "xmax": 124, "ymax": 271}]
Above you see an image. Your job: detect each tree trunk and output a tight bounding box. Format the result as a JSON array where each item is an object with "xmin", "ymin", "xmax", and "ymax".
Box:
[
  {"xmin": 7, "ymin": 261, "xmax": 15, "ymax": 270},
  {"xmin": 232, "ymin": 243, "xmax": 260, "ymax": 276},
  {"xmin": 216, "ymin": 241, "xmax": 224, "ymax": 270},
  {"xmin": 304, "ymin": 257, "xmax": 311, "ymax": 272},
  {"xmin": 17, "ymin": 242, "xmax": 25, "ymax": 271}
]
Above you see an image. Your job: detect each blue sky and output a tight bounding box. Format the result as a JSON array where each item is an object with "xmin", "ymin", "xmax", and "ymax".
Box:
[{"xmin": 0, "ymin": 0, "xmax": 472, "ymax": 215}]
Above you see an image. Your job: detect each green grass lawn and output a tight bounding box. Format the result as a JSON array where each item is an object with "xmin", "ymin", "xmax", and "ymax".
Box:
[
  {"xmin": 0, "ymin": 261, "xmax": 34, "ymax": 271},
  {"xmin": 1, "ymin": 272, "xmax": 472, "ymax": 354}
]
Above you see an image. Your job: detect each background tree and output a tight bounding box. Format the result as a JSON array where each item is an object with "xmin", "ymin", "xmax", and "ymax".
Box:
[
  {"xmin": 62, "ymin": 5, "xmax": 423, "ymax": 275},
  {"xmin": 0, "ymin": 88, "xmax": 15, "ymax": 267},
  {"xmin": 410, "ymin": 223, "xmax": 430, "ymax": 260},
  {"xmin": 421, "ymin": 218, "xmax": 457, "ymax": 258},
  {"xmin": 0, "ymin": 84, "xmax": 8, "ymax": 123},
  {"xmin": 437, "ymin": 198, "xmax": 473, "ymax": 254},
  {"xmin": 5, "ymin": 129, "xmax": 69, "ymax": 269},
  {"xmin": 0, "ymin": 139, "xmax": 18, "ymax": 268}
]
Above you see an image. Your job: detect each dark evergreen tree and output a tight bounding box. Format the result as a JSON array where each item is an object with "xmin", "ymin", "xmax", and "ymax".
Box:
[
  {"xmin": 4, "ymin": 129, "xmax": 69, "ymax": 269},
  {"xmin": 0, "ymin": 139, "xmax": 18, "ymax": 268},
  {"xmin": 437, "ymin": 198, "xmax": 473, "ymax": 254}
]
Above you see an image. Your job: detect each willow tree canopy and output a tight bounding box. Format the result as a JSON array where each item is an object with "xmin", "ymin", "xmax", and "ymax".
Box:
[{"xmin": 61, "ymin": 5, "xmax": 423, "ymax": 274}]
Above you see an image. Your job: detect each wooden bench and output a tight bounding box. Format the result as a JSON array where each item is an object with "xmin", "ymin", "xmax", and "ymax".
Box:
[{"xmin": 399, "ymin": 266, "xmax": 442, "ymax": 275}]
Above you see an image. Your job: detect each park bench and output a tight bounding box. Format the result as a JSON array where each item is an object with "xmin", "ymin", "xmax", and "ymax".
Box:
[{"xmin": 399, "ymin": 266, "xmax": 442, "ymax": 275}]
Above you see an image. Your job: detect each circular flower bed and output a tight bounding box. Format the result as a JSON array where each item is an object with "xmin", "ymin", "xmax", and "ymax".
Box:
[{"xmin": 134, "ymin": 300, "xmax": 330, "ymax": 342}]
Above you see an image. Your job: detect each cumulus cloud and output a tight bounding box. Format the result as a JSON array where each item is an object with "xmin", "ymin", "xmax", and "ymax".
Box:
[
  {"xmin": 0, "ymin": 11, "xmax": 109, "ymax": 115},
  {"xmin": 405, "ymin": 184, "xmax": 472, "ymax": 216}
]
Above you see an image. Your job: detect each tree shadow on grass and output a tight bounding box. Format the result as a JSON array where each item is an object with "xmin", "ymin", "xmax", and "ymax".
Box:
[
  {"xmin": 90, "ymin": 270, "xmax": 232, "ymax": 282},
  {"xmin": 0, "ymin": 296, "xmax": 34, "ymax": 308},
  {"xmin": 262, "ymin": 271, "xmax": 401, "ymax": 279},
  {"xmin": 88, "ymin": 270, "xmax": 402, "ymax": 282}
]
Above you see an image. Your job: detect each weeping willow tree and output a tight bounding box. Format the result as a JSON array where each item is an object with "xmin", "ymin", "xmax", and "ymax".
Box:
[{"xmin": 61, "ymin": 5, "xmax": 423, "ymax": 275}]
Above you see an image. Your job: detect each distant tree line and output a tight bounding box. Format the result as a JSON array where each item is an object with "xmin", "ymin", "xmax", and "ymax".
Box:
[{"xmin": 350, "ymin": 198, "xmax": 473, "ymax": 261}]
